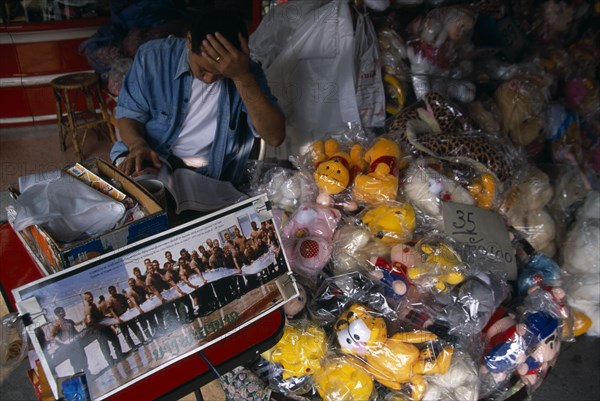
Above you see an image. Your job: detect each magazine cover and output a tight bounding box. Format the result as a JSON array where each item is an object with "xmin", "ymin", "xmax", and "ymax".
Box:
[{"xmin": 13, "ymin": 195, "xmax": 298, "ymax": 400}]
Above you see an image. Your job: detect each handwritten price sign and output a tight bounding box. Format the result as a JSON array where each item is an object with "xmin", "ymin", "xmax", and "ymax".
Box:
[{"xmin": 442, "ymin": 202, "xmax": 517, "ymax": 280}]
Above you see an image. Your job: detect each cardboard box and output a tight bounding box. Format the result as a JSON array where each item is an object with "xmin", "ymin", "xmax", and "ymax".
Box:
[{"xmin": 16, "ymin": 158, "xmax": 169, "ymax": 274}]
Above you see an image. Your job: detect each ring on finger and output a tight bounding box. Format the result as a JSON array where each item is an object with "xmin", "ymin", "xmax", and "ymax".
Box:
[{"xmin": 215, "ymin": 55, "xmax": 221, "ymax": 62}]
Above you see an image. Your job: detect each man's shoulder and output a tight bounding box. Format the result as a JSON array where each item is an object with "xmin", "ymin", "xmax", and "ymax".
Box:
[{"xmin": 137, "ymin": 37, "xmax": 186, "ymax": 58}]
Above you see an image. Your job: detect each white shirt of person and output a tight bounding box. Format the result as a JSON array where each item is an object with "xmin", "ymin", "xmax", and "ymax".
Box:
[{"xmin": 170, "ymin": 78, "xmax": 221, "ymax": 168}]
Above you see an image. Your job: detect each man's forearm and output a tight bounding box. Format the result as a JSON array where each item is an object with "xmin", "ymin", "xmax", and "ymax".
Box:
[
  {"xmin": 116, "ymin": 118, "xmax": 148, "ymax": 149},
  {"xmin": 234, "ymin": 74, "xmax": 285, "ymax": 147}
]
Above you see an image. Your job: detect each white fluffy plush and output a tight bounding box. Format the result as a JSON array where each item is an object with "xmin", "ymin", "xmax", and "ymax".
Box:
[
  {"xmin": 562, "ymin": 190, "xmax": 600, "ymax": 336},
  {"xmin": 502, "ymin": 165, "xmax": 557, "ymax": 255},
  {"xmin": 403, "ymin": 163, "xmax": 474, "ymax": 227},
  {"xmin": 422, "ymin": 353, "xmax": 479, "ymax": 401}
]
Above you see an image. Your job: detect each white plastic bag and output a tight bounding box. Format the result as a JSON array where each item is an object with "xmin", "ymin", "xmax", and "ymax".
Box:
[
  {"xmin": 354, "ymin": 10, "xmax": 386, "ymax": 130},
  {"xmin": 13, "ymin": 171, "xmax": 126, "ymax": 243},
  {"xmin": 250, "ymin": 0, "xmax": 384, "ymax": 159}
]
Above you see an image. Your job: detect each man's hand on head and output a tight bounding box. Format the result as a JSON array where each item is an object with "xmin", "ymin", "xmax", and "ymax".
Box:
[{"xmin": 201, "ymin": 32, "xmax": 252, "ymax": 82}]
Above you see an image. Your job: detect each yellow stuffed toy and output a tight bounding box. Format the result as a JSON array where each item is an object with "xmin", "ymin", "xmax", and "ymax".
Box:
[
  {"xmin": 334, "ymin": 304, "xmax": 453, "ymax": 401},
  {"xmin": 312, "ymin": 138, "xmax": 366, "ymax": 197},
  {"xmin": 353, "ymin": 137, "xmax": 405, "ymax": 204},
  {"xmin": 360, "ymin": 202, "xmax": 416, "ymax": 244},
  {"xmin": 263, "ymin": 322, "xmax": 328, "ymax": 380},
  {"xmin": 407, "ymin": 242, "xmax": 466, "ymax": 292},
  {"xmin": 314, "ymin": 356, "xmax": 375, "ymax": 401}
]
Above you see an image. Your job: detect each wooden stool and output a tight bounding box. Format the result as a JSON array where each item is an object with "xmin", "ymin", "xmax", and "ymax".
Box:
[{"xmin": 50, "ymin": 72, "xmax": 116, "ymax": 161}]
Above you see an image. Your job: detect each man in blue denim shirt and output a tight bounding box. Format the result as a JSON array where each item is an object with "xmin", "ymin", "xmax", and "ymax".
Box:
[{"xmin": 111, "ymin": 10, "xmax": 284, "ymax": 186}]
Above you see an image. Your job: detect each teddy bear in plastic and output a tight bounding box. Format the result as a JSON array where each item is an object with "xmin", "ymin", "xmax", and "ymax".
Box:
[
  {"xmin": 311, "ymin": 138, "xmax": 367, "ymax": 211},
  {"xmin": 421, "ymin": 352, "xmax": 479, "ymax": 401},
  {"xmin": 402, "ymin": 161, "xmax": 476, "ymax": 227},
  {"xmin": 407, "ymin": 241, "xmax": 466, "ymax": 293},
  {"xmin": 405, "ymin": 5, "xmax": 477, "ymax": 103},
  {"xmin": 334, "ymin": 303, "xmax": 453, "ymax": 400},
  {"xmin": 500, "ymin": 164, "xmax": 557, "ymax": 256},
  {"xmin": 281, "ymin": 204, "xmax": 342, "ymax": 284},
  {"xmin": 367, "ymin": 243, "xmax": 421, "ymax": 302},
  {"xmin": 369, "ymin": 255, "xmax": 412, "ymax": 300},
  {"xmin": 331, "ymin": 223, "xmax": 389, "ymax": 275},
  {"xmin": 493, "ymin": 75, "xmax": 550, "ymax": 152},
  {"xmin": 359, "ymin": 201, "xmax": 417, "ymax": 244},
  {"xmin": 352, "ymin": 137, "xmax": 405, "ymax": 204}
]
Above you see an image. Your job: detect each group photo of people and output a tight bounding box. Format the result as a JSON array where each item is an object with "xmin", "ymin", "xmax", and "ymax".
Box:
[{"xmin": 15, "ymin": 197, "xmax": 294, "ymax": 400}]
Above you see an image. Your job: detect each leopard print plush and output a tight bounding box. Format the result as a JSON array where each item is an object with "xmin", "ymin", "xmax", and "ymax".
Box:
[
  {"xmin": 387, "ymin": 92, "xmax": 476, "ymax": 154},
  {"xmin": 406, "ymin": 130, "xmax": 517, "ymax": 183},
  {"xmin": 387, "ymin": 92, "xmax": 520, "ymax": 184}
]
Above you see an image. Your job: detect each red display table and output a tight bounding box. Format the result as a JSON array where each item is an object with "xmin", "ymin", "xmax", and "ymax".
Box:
[{"xmin": 0, "ymin": 222, "xmax": 285, "ymax": 400}]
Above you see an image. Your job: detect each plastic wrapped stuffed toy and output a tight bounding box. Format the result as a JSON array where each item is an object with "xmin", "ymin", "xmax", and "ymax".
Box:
[
  {"xmin": 402, "ymin": 161, "xmax": 476, "ymax": 227},
  {"xmin": 500, "ymin": 164, "xmax": 557, "ymax": 256},
  {"xmin": 314, "ymin": 355, "xmax": 375, "ymax": 401},
  {"xmin": 331, "ymin": 223, "xmax": 390, "ymax": 275},
  {"xmin": 334, "ymin": 304, "xmax": 453, "ymax": 400},
  {"xmin": 352, "ymin": 137, "xmax": 405, "ymax": 204},
  {"xmin": 281, "ymin": 204, "xmax": 342, "ymax": 285},
  {"xmin": 311, "ymin": 138, "xmax": 367, "ymax": 211},
  {"xmin": 359, "ymin": 201, "xmax": 417, "ymax": 244},
  {"xmin": 562, "ymin": 190, "xmax": 600, "ymax": 336},
  {"xmin": 493, "ymin": 75, "xmax": 550, "ymax": 152},
  {"xmin": 407, "ymin": 240, "xmax": 467, "ymax": 293},
  {"xmin": 405, "ymin": 5, "xmax": 477, "ymax": 103},
  {"xmin": 262, "ymin": 320, "xmax": 328, "ymax": 396}
]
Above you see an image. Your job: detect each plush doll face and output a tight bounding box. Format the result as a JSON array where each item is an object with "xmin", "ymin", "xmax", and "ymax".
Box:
[
  {"xmin": 314, "ymin": 158, "xmax": 351, "ymax": 195},
  {"xmin": 361, "ymin": 203, "xmax": 417, "ymax": 243},
  {"xmin": 335, "ymin": 304, "xmax": 387, "ymax": 355}
]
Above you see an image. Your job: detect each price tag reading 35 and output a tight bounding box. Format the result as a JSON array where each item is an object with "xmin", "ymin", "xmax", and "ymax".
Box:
[{"xmin": 442, "ymin": 202, "xmax": 517, "ymax": 280}]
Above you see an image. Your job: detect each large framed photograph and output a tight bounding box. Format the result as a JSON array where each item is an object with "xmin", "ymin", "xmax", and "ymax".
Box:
[{"xmin": 13, "ymin": 195, "xmax": 297, "ymax": 400}]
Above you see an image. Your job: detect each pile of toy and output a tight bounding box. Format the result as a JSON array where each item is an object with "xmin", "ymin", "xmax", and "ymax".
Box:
[{"xmin": 243, "ymin": 1, "xmax": 599, "ymax": 400}]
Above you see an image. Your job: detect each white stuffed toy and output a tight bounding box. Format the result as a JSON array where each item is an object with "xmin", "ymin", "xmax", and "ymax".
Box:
[
  {"xmin": 562, "ymin": 191, "xmax": 600, "ymax": 336},
  {"xmin": 403, "ymin": 161, "xmax": 475, "ymax": 228},
  {"xmin": 422, "ymin": 352, "xmax": 479, "ymax": 401},
  {"xmin": 331, "ymin": 223, "xmax": 389, "ymax": 276},
  {"xmin": 500, "ymin": 164, "xmax": 557, "ymax": 256}
]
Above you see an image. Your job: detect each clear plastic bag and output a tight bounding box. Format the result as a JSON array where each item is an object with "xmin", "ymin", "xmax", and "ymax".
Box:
[{"xmin": 0, "ymin": 313, "xmax": 28, "ymax": 369}]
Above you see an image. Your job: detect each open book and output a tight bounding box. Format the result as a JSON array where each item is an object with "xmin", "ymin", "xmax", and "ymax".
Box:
[{"xmin": 135, "ymin": 158, "xmax": 249, "ymax": 214}]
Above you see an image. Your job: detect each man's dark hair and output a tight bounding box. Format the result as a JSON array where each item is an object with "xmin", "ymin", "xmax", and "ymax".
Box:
[
  {"xmin": 54, "ymin": 307, "xmax": 64, "ymax": 315},
  {"xmin": 188, "ymin": 9, "xmax": 248, "ymax": 53}
]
